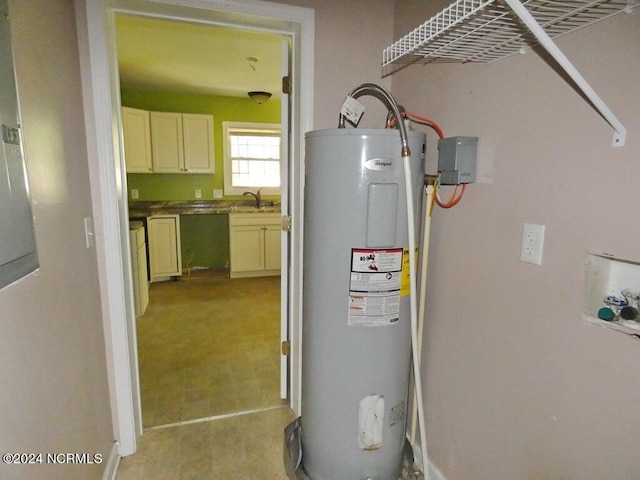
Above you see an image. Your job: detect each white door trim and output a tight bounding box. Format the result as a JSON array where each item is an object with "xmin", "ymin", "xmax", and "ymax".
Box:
[
  {"xmin": 280, "ymin": 38, "xmax": 291, "ymax": 400},
  {"xmin": 75, "ymin": 0, "xmax": 313, "ymax": 457}
]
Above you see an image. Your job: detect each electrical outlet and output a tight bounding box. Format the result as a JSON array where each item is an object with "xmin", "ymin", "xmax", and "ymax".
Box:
[
  {"xmin": 520, "ymin": 223, "xmax": 545, "ymax": 265},
  {"xmin": 131, "ymin": 189, "xmax": 139, "ymax": 200},
  {"xmin": 213, "ymin": 189, "xmax": 223, "ymax": 199},
  {"xmin": 195, "ymin": 189, "xmax": 202, "ymax": 199}
]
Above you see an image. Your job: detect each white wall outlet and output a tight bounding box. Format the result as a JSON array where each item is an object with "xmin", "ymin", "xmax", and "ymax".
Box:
[
  {"xmin": 195, "ymin": 189, "xmax": 202, "ymax": 199},
  {"xmin": 520, "ymin": 223, "xmax": 545, "ymax": 265},
  {"xmin": 131, "ymin": 189, "xmax": 139, "ymax": 200},
  {"xmin": 213, "ymin": 189, "xmax": 223, "ymax": 199}
]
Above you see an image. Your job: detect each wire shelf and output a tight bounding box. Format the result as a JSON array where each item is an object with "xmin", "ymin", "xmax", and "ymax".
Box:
[{"xmin": 382, "ymin": 0, "xmax": 636, "ymax": 75}]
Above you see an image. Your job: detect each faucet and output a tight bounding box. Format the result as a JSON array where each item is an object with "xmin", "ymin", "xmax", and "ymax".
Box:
[{"xmin": 243, "ymin": 187, "xmax": 263, "ymax": 207}]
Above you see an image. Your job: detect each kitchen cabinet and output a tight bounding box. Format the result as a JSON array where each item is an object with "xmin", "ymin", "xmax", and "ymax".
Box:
[
  {"xmin": 122, "ymin": 107, "xmax": 153, "ymax": 173},
  {"xmin": 129, "ymin": 222, "xmax": 149, "ymax": 316},
  {"xmin": 150, "ymin": 111, "xmax": 214, "ymax": 174},
  {"xmin": 229, "ymin": 213, "xmax": 281, "ymax": 278},
  {"xmin": 147, "ymin": 215, "xmax": 182, "ymax": 282}
]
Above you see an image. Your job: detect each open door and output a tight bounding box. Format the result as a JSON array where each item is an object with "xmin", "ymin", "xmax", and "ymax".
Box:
[{"xmin": 280, "ymin": 37, "xmax": 291, "ymax": 399}]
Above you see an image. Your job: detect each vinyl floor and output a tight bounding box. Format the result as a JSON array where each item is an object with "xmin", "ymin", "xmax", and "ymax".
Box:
[
  {"xmin": 137, "ymin": 270, "xmax": 286, "ymax": 427},
  {"xmin": 116, "ymin": 406, "xmax": 294, "ymax": 479},
  {"xmin": 117, "ymin": 270, "xmax": 290, "ymax": 479}
]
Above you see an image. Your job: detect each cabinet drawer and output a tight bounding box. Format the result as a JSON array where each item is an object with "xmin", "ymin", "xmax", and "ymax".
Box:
[{"xmin": 229, "ymin": 212, "xmax": 281, "ymax": 227}]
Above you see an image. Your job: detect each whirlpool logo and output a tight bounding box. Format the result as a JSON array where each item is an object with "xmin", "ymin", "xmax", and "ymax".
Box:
[{"xmin": 364, "ymin": 158, "xmax": 394, "ymax": 171}]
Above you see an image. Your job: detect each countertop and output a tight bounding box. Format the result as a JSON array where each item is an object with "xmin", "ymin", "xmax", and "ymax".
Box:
[{"xmin": 128, "ymin": 200, "xmax": 281, "ymax": 217}]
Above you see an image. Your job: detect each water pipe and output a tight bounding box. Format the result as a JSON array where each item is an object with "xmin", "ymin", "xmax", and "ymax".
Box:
[
  {"xmin": 402, "ymin": 153, "xmax": 429, "ymax": 479},
  {"xmin": 410, "ymin": 181, "xmax": 435, "ymax": 445}
]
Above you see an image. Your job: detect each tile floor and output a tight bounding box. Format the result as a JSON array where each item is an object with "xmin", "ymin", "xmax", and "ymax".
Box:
[
  {"xmin": 136, "ymin": 270, "xmax": 286, "ymax": 427},
  {"xmin": 116, "ymin": 406, "xmax": 295, "ymax": 479}
]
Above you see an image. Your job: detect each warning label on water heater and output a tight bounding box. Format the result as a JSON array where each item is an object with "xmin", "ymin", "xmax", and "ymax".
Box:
[{"xmin": 348, "ymin": 248, "xmax": 403, "ymax": 327}]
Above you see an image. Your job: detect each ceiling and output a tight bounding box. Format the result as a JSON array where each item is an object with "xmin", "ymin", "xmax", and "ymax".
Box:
[{"xmin": 115, "ymin": 14, "xmax": 283, "ymax": 99}]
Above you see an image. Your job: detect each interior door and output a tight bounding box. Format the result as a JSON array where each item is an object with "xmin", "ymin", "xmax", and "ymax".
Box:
[{"xmin": 280, "ymin": 37, "xmax": 291, "ymax": 399}]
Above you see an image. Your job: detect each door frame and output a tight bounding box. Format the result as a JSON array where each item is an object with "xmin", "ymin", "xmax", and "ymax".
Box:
[{"xmin": 75, "ymin": 0, "xmax": 313, "ymax": 456}]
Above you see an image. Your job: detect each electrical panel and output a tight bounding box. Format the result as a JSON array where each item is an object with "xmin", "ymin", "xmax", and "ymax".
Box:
[
  {"xmin": 0, "ymin": 2, "xmax": 39, "ymax": 290},
  {"xmin": 437, "ymin": 136, "xmax": 478, "ymax": 185}
]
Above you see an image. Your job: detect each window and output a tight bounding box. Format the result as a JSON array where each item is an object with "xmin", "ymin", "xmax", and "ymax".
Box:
[{"xmin": 223, "ymin": 122, "xmax": 281, "ymax": 195}]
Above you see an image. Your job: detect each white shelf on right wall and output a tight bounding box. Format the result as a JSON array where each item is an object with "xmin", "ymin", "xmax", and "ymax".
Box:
[
  {"xmin": 584, "ymin": 252, "xmax": 640, "ymax": 337},
  {"xmin": 382, "ymin": 0, "xmax": 639, "ymax": 146}
]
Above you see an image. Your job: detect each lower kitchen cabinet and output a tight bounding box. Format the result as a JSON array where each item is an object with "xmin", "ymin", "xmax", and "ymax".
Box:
[
  {"xmin": 229, "ymin": 213, "xmax": 281, "ymax": 278},
  {"xmin": 147, "ymin": 214, "xmax": 182, "ymax": 282},
  {"xmin": 129, "ymin": 222, "xmax": 149, "ymax": 316}
]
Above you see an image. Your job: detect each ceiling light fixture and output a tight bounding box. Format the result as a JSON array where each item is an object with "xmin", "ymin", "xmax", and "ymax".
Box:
[{"xmin": 248, "ymin": 91, "xmax": 272, "ymax": 104}]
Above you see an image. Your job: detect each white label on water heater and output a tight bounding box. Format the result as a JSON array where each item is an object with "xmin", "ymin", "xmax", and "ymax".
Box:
[
  {"xmin": 341, "ymin": 96, "xmax": 365, "ymax": 125},
  {"xmin": 358, "ymin": 394, "xmax": 384, "ymax": 450},
  {"xmin": 348, "ymin": 248, "xmax": 402, "ymax": 327}
]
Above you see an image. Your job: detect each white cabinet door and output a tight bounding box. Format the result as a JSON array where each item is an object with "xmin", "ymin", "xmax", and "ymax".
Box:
[
  {"xmin": 129, "ymin": 226, "xmax": 149, "ymax": 316},
  {"xmin": 122, "ymin": 107, "xmax": 152, "ymax": 173},
  {"xmin": 229, "ymin": 225, "xmax": 263, "ymax": 275},
  {"xmin": 264, "ymin": 224, "xmax": 281, "ymax": 271},
  {"xmin": 149, "ymin": 111, "xmax": 214, "ymax": 174},
  {"xmin": 183, "ymin": 113, "xmax": 214, "ymax": 173},
  {"xmin": 147, "ymin": 215, "xmax": 182, "ymax": 281},
  {"xmin": 150, "ymin": 112, "xmax": 184, "ymax": 173},
  {"xmin": 137, "ymin": 241, "xmax": 149, "ymax": 314},
  {"xmin": 229, "ymin": 213, "xmax": 281, "ymax": 278}
]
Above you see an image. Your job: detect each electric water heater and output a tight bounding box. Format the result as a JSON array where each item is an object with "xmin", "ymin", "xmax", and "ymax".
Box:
[{"xmin": 301, "ymin": 128, "xmax": 426, "ymax": 480}]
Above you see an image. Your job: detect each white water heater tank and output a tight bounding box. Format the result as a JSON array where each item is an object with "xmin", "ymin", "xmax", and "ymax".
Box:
[{"xmin": 301, "ymin": 128, "xmax": 426, "ymax": 480}]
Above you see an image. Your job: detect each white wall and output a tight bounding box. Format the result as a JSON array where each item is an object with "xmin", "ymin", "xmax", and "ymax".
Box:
[
  {"xmin": 392, "ymin": 2, "xmax": 640, "ymax": 479},
  {"xmin": 0, "ymin": 1, "xmax": 113, "ymax": 479}
]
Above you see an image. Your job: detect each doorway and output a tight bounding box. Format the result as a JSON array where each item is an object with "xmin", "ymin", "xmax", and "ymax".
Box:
[
  {"xmin": 115, "ymin": 13, "xmax": 287, "ymax": 428},
  {"xmin": 76, "ymin": 0, "xmax": 313, "ymax": 456}
]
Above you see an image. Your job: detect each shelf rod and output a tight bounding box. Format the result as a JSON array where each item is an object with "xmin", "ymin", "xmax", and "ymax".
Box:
[{"xmin": 503, "ymin": 0, "xmax": 627, "ymax": 147}]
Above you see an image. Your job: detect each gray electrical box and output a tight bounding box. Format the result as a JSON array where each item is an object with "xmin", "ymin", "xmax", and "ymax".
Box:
[{"xmin": 437, "ymin": 136, "xmax": 478, "ymax": 185}]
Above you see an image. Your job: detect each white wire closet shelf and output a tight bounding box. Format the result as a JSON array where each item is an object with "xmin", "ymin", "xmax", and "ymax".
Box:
[
  {"xmin": 383, "ymin": 0, "xmax": 636, "ymax": 70},
  {"xmin": 382, "ymin": 0, "xmax": 638, "ymax": 146}
]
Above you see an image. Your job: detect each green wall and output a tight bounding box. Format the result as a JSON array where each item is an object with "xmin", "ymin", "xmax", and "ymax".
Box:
[
  {"xmin": 123, "ymin": 88, "xmax": 281, "ymax": 269},
  {"xmin": 180, "ymin": 214, "xmax": 229, "ymax": 270}
]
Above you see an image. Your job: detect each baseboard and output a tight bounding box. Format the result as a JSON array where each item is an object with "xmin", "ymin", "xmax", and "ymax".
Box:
[
  {"xmin": 101, "ymin": 442, "xmax": 120, "ymax": 480},
  {"xmin": 426, "ymin": 457, "xmax": 448, "ymax": 480},
  {"xmin": 409, "ymin": 439, "xmax": 448, "ymax": 480}
]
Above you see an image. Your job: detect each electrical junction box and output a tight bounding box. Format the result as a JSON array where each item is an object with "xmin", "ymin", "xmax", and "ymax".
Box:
[{"xmin": 437, "ymin": 136, "xmax": 478, "ymax": 185}]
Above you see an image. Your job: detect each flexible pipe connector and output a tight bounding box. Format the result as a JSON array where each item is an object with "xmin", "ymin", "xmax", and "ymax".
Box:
[{"xmin": 338, "ymin": 83, "xmax": 411, "ymax": 159}]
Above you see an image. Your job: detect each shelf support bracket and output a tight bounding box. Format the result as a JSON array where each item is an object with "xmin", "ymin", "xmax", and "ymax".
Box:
[{"xmin": 503, "ymin": 0, "xmax": 627, "ymax": 147}]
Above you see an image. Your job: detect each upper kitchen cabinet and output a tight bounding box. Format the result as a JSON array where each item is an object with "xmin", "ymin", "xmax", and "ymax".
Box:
[
  {"xmin": 122, "ymin": 107, "xmax": 153, "ymax": 173},
  {"xmin": 182, "ymin": 114, "xmax": 215, "ymax": 173},
  {"xmin": 150, "ymin": 111, "xmax": 214, "ymax": 174}
]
